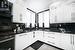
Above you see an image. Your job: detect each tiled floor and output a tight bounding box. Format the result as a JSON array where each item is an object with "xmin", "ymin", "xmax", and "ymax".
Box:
[
  {"xmin": 24, "ymin": 41, "xmax": 61, "ymax": 50},
  {"xmin": 38, "ymin": 44, "xmax": 60, "ymax": 50},
  {"xmin": 25, "ymin": 47, "xmax": 34, "ymax": 50},
  {"xmin": 25, "ymin": 44, "xmax": 60, "ymax": 50}
]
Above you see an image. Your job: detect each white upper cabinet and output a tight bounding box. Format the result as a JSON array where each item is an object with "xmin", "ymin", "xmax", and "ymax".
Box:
[
  {"xmin": 49, "ymin": 2, "xmax": 72, "ymax": 23},
  {"xmin": 8, "ymin": 0, "xmax": 15, "ymax": 3},
  {"xmin": 13, "ymin": 0, "xmax": 26, "ymax": 23},
  {"xmin": 70, "ymin": 2, "xmax": 75, "ymax": 22}
]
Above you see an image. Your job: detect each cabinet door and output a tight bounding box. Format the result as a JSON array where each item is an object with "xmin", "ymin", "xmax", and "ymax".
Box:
[
  {"xmin": 42, "ymin": 32, "xmax": 56, "ymax": 45},
  {"xmin": 73, "ymin": 35, "xmax": 75, "ymax": 50},
  {"xmin": 50, "ymin": 4, "xmax": 71, "ymax": 23},
  {"xmin": 15, "ymin": 33, "xmax": 28, "ymax": 50},
  {"xmin": 54, "ymin": 33, "xmax": 62, "ymax": 48},
  {"xmin": 50, "ymin": 9, "xmax": 56, "ymax": 23},
  {"xmin": 71, "ymin": 6, "xmax": 75, "ymax": 22},
  {"xmin": 13, "ymin": 0, "xmax": 23, "ymax": 23},
  {"xmin": 56, "ymin": 5, "xmax": 71, "ymax": 23},
  {"xmin": 28, "ymin": 32, "xmax": 37, "ymax": 44},
  {"xmin": 35, "ymin": 31, "xmax": 43, "ymax": 40},
  {"xmin": 60, "ymin": 34, "xmax": 72, "ymax": 50},
  {"xmin": 15, "ymin": 32, "xmax": 37, "ymax": 50}
]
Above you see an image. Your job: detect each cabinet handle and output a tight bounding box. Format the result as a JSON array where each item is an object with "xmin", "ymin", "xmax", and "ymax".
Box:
[
  {"xmin": 20, "ymin": 34, "xmax": 27, "ymax": 36},
  {"xmin": 70, "ymin": 35, "xmax": 72, "ymax": 44},
  {"xmin": 43, "ymin": 31, "xmax": 44, "ymax": 37},
  {"xmin": 73, "ymin": 35, "xmax": 74, "ymax": 45},
  {"xmin": 48, "ymin": 36, "xmax": 55, "ymax": 39},
  {"xmin": 47, "ymin": 41, "xmax": 55, "ymax": 44},
  {"xmin": 33, "ymin": 32, "xmax": 35, "ymax": 38},
  {"xmin": 49, "ymin": 33, "xmax": 55, "ymax": 34}
]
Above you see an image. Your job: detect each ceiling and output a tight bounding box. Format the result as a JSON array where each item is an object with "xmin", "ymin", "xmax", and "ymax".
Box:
[
  {"xmin": 24, "ymin": 0, "xmax": 75, "ymax": 12},
  {"xmin": 12, "ymin": 0, "xmax": 75, "ymax": 12}
]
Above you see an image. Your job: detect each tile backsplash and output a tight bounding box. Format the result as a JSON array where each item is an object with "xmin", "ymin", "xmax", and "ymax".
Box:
[{"xmin": 50, "ymin": 23, "xmax": 75, "ymax": 32}]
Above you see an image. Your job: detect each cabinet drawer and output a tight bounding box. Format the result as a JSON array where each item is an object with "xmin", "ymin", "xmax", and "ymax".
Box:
[
  {"xmin": 44, "ymin": 36, "xmax": 55, "ymax": 43},
  {"xmin": 44, "ymin": 33, "xmax": 55, "ymax": 38},
  {"xmin": 43, "ymin": 39, "xmax": 55, "ymax": 46}
]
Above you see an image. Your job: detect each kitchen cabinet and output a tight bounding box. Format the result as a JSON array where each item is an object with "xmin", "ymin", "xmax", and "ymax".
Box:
[
  {"xmin": 13, "ymin": 0, "xmax": 20, "ymax": 23},
  {"xmin": 15, "ymin": 31, "xmax": 75, "ymax": 50},
  {"xmin": 54, "ymin": 33, "xmax": 62, "ymax": 48},
  {"xmin": 15, "ymin": 32, "xmax": 36, "ymax": 50},
  {"xmin": 40, "ymin": 31, "xmax": 74, "ymax": 50},
  {"xmin": 42, "ymin": 31, "xmax": 64, "ymax": 49},
  {"xmin": 49, "ymin": 9, "xmax": 57, "ymax": 23},
  {"xmin": 42, "ymin": 32, "xmax": 75, "ymax": 50},
  {"xmin": 73, "ymin": 34, "xmax": 75, "ymax": 50},
  {"xmin": 34, "ymin": 30, "xmax": 43, "ymax": 40},
  {"xmin": 60, "ymin": 33, "xmax": 72, "ymax": 50},
  {"xmin": 49, "ymin": 3, "xmax": 72, "ymax": 23},
  {"xmin": 70, "ymin": 34, "xmax": 74, "ymax": 50},
  {"xmin": 70, "ymin": 4, "xmax": 75, "ymax": 22},
  {"xmin": 15, "ymin": 33, "xmax": 27, "ymax": 50},
  {"xmin": 42, "ymin": 31, "xmax": 56, "ymax": 46},
  {"xmin": 60, "ymin": 33, "xmax": 75, "ymax": 50},
  {"xmin": 13, "ymin": 0, "xmax": 25, "ymax": 23}
]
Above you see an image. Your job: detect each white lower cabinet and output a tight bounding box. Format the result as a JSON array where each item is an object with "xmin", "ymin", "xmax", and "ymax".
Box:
[
  {"xmin": 15, "ymin": 33, "xmax": 28, "ymax": 50},
  {"xmin": 54, "ymin": 33, "xmax": 62, "ymax": 48},
  {"xmin": 42, "ymin": 32, "xmax": 62, "ymax": 49},
  {"xmin": 42, "ymin": 31, "xmax": 56, "ymax": 46},
  {"xmin": 73, "ymin": 35, "xmax": 75, "ymax": 50},
  {"xmin": 15, "ymin": 32, "xmax": 36, "ymax": 50},
  {"xmin": 73, "ymin": 34, "xmax": 75, "ymax": 50},
  {"xmin": 60, "ymin": 34, "xmax": 75, "ymax": 50},
  {"xmin": 35, "ymin": 31, "xmax": 43, "ymax": 40},
  {"xmin": 60, "ymin": 34, "xmax": 73, "ymax": 50},
  {"xmin": 15, "ymin": 31, "xmax": 75, "ymax": 50},
  {"xmin": 41, "ymin": 31, "xmax": 75, "ymax": 50}
]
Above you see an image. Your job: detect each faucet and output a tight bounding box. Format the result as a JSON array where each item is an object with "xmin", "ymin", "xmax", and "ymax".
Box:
[{"xmin": 59, "ymin": 28, "xmax": 65, "ymax": 33}]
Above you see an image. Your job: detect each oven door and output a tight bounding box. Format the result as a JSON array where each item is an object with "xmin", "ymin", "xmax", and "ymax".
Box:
[{"xmin": 0, "ymin": 26, "xmax": 12, "ymax": 32}]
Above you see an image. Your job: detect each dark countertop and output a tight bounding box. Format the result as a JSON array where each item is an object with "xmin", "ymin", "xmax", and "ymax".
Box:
[{"xmin": 4, "ymin": 29, "xmax": 75, "ymax": 35}]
